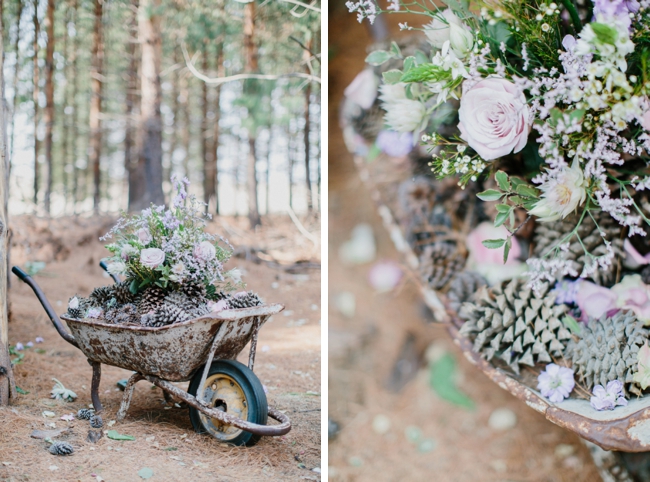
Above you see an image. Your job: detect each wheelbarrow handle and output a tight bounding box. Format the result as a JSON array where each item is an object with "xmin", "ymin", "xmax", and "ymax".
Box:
[
  {"xmin": 11, "ymin": 266, "xmax": 79, "ymax": 348},
  {"xmin": 99, "ymin": 260, "xmax": 121, "ymax": 284}
]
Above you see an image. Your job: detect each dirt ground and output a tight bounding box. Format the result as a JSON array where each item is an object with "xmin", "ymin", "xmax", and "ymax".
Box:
[
  {"xmin": 0, "ymin": 213, "xmax": 321, "ymax": 481},
  {"xmin": 327, "ymin": 3, "xmax": 602, "ymax": 481}
]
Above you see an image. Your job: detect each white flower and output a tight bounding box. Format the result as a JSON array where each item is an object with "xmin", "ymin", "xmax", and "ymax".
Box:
[
  {"xmin": 423, "ymin": 9, "xmax": 462, "ymax": 49},
  {"xmin": 378, "ymin": 83, "xmax": 407, "ymax": 103},
  {"xmin": 458, "ymin": 77, "xmax": 530, "ymax": 160},
  {"xmin": 140, "ymin": 248, "xmax": 166, "ymax": 268},
  {"xmin": 193, "ymin": 241, "xmax": 216, "ymax": 261},
  {"xmin": 383, "ymin": 99, "xmax": 427, "ymax": 133},
  {"xmin": 136, "ymin": 228, "xmax": 152, "ymax": 245},
  {"xmin": 344, "ymin": 69, "xmax": 378, "ymax": 109},
  {"xmin": 227, "ymin": 268, "xmax": 242, "ymax": 284},
  {"xmin": 87, "ymin": 307, "xmax": 103, "ymax": 319},
  {"xmin": 68, "ymin": 297, "xmax": 79, "ymax": 310},
  {"xmin": 448, "ymin": 22, "xmax": 474, "ymax": 58},
  {"xmin": 171, "ymin": 262, "xmax": 186, "ymax": 276},
  {"xmin": 121, "ymin": 245, "xmax": 139, "ymax": 260},
  {"xmin": 107, "ymin": 260, "xmax": 127, "ymax": 276},
  {"xmin": 529, "ymin": 160, "xmax": 587, "ymax": 222}
]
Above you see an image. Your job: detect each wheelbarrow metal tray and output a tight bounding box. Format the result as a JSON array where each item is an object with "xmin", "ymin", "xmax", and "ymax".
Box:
[{"xmin": 61, "ymin": 304, "xmax": 283, "ymax": 382}]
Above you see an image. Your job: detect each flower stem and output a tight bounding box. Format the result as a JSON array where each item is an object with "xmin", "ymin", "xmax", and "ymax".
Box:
[{"xmin": 559, "ymin": 0, "xmax": 582, "ymax": 32}]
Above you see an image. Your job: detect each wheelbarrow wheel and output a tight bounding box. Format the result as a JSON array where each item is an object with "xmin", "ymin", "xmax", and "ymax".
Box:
[{"xmin": 188, "ymin": 360, "xmax": 268, "ymax": 446}]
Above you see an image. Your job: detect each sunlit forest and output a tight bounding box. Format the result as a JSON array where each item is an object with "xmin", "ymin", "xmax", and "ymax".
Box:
[{"xmin": 3, "ymin": 0, "xmax": 321, "ymax": 224}]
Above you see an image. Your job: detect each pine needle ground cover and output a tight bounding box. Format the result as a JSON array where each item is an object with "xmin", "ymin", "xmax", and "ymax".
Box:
[
  {"xmin": 341, "ymin": 0, "xmax": 650, "ymax": 451},
  {"xmin": 1, "ymin": 215, "xmax": 320, "ymax": 480}
]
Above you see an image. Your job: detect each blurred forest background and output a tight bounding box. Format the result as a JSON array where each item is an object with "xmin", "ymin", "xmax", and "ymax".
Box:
[{"xmin": 2, "ymin": 0, "xmax": 321, "ymax": 225}]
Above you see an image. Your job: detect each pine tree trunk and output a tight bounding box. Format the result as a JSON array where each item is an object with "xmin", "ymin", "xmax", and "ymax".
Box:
[
  {"xmin": 165, "ymin": 45, "xmax": 179, "ymax": 188},
  {"xmin": 302, "ymin": 38, "xmax": 313, "ymax": 212},
  {"xmin": 265, "ymin": 130, "xmax": 271, "ymax": 214},
  {"xmin": 244, "ymin": 0, "xmax": 259, "ymax": 228},
  {"xmin": 8, "ymin": 0, "xmax": 22, "ymax": 170},
  {"xmin": 124, "ymin": 1, "xmax": 141, "ymax": 208},
  {"xmin": 130, "ymin": 0, "xmax": 163, "ymax": 211},
  {"xmin": 89, "ymin": 0, "xmax": 103, "ymax": 213},
  {"xmin": 70, "ymin": 0, "xmax": 79, "ymax": 211},
  {"xmin": 61, "ymin": 2, "xmax": 70, "ymax": 213},
  {"xmin": 43, "ymin": 0, "xmax": 54, "ymax": 215},
  {"xmin": 0, "ymin": 0, "xmax": 15, "ymax": 405},
  {"xmin": 201, "ymin": 41, "xmax": 209, "ymax": 211},
  {"xmin": 32, "ymin": 0, "xmax": 39, "ymax": 208},
  {"xmin": 288, "ymin": 126, "xmax": 294, "ymax": 209},
  {"xmin": 179, "ymin": 69, "xmax": 191, "ymax": 180}
]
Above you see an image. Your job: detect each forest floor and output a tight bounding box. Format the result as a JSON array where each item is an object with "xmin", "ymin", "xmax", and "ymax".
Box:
[
  {"xmin": 0, "ymin": 213, "xmax": 321, "ymax": 481},
  {"xmin": 327, "ymin": 5, "xmax": 602, "ymax": 481}
]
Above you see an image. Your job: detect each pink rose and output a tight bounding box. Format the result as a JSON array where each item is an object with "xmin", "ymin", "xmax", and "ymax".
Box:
[
  {"xmin": 458, "ymin": 78, "xmax": 530, "ymax": 160},
  {"xmin": 193, "ymin": 241, "xmax": 216, "ymax": 261},
  {"xmin": 612, "ymin": 275, "xmax": 650, "ymax": 324},
  {"xmin": 136, "ymin": 228, "xmax": 152, "ymax": 245},
  {"xmin": 575, "ymin": 281, "xmax": 619, "ymax": 321},
  {"xmin": 140, "ymin": 247, "xmax": 165, "ymax": 268},
  {"xmin": 344, "ymin": 69, "xmax": 378, "ymax": 110},
  {"xmin": 466, "ymin": 222, "xmax": 525, "ymax": 284}
]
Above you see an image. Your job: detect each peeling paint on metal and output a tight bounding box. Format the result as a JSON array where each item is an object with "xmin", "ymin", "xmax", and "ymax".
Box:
[{"xmin": 628, "ymin": 420, "xmax": 650, "ymax": 446}]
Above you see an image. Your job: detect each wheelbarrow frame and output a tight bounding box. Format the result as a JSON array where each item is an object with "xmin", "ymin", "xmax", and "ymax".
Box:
[{"xmin": 11, "ymin": 265, "xmax": 291, "ymax": 438}]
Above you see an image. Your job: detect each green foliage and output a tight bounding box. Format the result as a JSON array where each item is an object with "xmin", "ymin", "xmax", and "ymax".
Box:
[{"xmin": 429, "ymin": 353, "xmax": 475, "ymax": 409}]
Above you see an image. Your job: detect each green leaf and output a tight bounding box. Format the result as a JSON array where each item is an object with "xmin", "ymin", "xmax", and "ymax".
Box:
[
  {"xmin": 15, "ymin": 386, "xmax": 29, "ymax": 395},
  {"xmin": 365, "ymin": 50, "xmax": 393, "ymax": 66},
  {"xmin": 509, "ymin": 195, "xmax": 525, "ymax": 205},
  {"xmin": 400, "ymin": 63, "xmax": 442, "ymax": 83},
  {"xmin": 515, "ymin": 184, "xmax": 539, "ymax": 198},
  {"xmin": 482, "ymin": 238, "xmax": 506, "ymax": 249},
  {"xmin": 138, "ymin": 468, "xmax": 154, "ymax": 479},
  {"xmin": 107, "ymin": 430, "xmax": 135, "ymax": 441},
  {"xmin": 569, "ymin": 108, "xmax": 586, "ymax": 124},
  {"xmin": 510, "ymin": 176, "xmax": 526, "ymax": 188},
  {"xmin": 476, "ymin": 189, "xmax": 503, "ymax": 202},
  {"xmin": 591, "ymin": 22, "xmax": 618, "ymax": 45},
  {"xmin": 503, "ymin": 237, "xmax": 512, "ymax": 264},
  {"xmin": 495, "ymin": 203, "xmax": 511, "ymax": 213},
  {"xmin": 429, "ymin": 353, "xmax": 474, "ymax": 409},
  {"xmin": 382, "ymin": 69, "xmax": 403, "ymax": 84},
  {"xmin": 367, "ymin": 143, "xmax": 382, "ymax": 162},
  {"xmin": 494, "ymin": 211, "xmax": 509, "ymax": 227},
  {"xmin": 562, "ymin": 315, "xmax": 581, "ymax": 335},
  {"xmin": 402, "ymin": 56, "xmax": 416, "ymax": 73},
  {"xmin": 414, "ymin": 49, "xmax": 429, "ymax": 65},
  {"xmin": 549, "ymin": 108, "xmax": 562, "ymax": 127},
  {"xmin": 390, "ymin": 41, "xmax": 402, "ymax": 59},
  {"xmin": 495, "ymin": 171, "xmax": 510, "ymax": 191},
  {"xmin": 129, "ymin": 279, "xmax": 139, "ymax": 294}
]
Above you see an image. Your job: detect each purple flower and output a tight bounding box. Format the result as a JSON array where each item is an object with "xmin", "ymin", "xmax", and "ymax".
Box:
[
  {"xmin": 35, "ymin": 337, "xmax": 44, "ymax": 344},
  {"xmin": 15, "ymin": 343, "xmax": 24, "ymax": 351},
  {"xmin": 537, "ymin": 364, "xmax": 575, "ymax": 403},
  {"xmin": 593, "ymin": 0, "xmax": 639, "ymax": 29},
  {"xmin": 376, "ymin": 130, "xmax": 413, "ymax": 157},
  {"xmin": 26, "ymin": 341, "xmax": 34, "ymax": 348},
  {"xmin": 551, "ymin": 279, "xmax": 580, "ymax": 305},
  {"xmin": 87, "ymin": 307, "xmax": 103, "ymax": 319},
  {"xmin": 590, "ymin": 380, "xmax": 628, "ymax": 411},
  {"xmin": 163, "ymin": 210, "xmax": 180, "ymax": 230}
]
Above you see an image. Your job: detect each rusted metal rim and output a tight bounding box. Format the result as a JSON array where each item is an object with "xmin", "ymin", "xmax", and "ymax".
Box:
[
  {"xmin": 61, "ymin": 303, "xmax": 285, "ymax": 333},
  {"xmin": 145, "ymin": 375, "xmax": 291, "ymax": 437}
]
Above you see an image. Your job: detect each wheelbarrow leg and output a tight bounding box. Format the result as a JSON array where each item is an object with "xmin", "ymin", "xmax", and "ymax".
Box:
[
  {"xmin": 89, "ymin": 360, "xmax": 103, "ymax": 414},
  {"xmin": 116, "ymin": 372, "xmax": 144, "ymax": 421}
]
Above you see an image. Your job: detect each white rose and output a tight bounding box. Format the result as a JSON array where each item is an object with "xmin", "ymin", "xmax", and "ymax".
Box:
[
  {"xmin": 423, "ymin": 9, "xmax": 462, "ymax": 49},
  {"xmin": 140, "ymin": 248, "xmax": 166, "ymax": 269},
  {"xmin": 458, "ymin": 78, "xmax": 530, "ymax": 160},
  {"xmin": 136, "ymin": 228, "xmax": 152, "ymax": 245},
  {"xmin": 107, "ymin": 260, "xmax": 127, "ymax": 275},
  {"xmin": 68, "ymin": 296, "xmax": 79, "ymax": 310},
  {"xmin": 193, "ymin": 241, "xmax": 216, "ymax": 261}
]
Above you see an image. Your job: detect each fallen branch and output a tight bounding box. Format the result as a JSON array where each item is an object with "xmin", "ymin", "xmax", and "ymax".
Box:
[{"xmin": 286, "ymin": 205, "xmax": 318, "ymax": 246}]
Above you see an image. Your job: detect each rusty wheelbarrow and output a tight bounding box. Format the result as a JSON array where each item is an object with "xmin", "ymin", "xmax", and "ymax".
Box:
[{"xmin": 11, "ymin": 265, "xmax": 291, "ymax": 446}]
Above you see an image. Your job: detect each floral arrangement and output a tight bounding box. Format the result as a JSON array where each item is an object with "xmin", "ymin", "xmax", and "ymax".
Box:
[{"xmin": 347, "ymin": 0, "xmax": 650, "ymax": 413}]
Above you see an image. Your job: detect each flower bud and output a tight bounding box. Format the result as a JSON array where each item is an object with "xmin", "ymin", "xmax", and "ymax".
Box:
[{"xmin": 448, "ymin": 22, "xmax": 474, "ymax": 58}]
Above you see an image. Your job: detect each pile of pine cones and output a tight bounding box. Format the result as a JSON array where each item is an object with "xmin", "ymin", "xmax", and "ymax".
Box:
[{"xmin": 65, "ymin": 280, "xmax": 263, "ymax": 328}]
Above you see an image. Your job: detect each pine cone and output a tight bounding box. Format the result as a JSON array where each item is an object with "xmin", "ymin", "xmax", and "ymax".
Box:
[
  {"xmin": 181, "ymin": 281, "xmax": 207, "ymax": 300},
  {"xmin": 210, "ymin": 290, "xmax": 230, "ymax": 302},
  {"xmin": 113, "ymin": 281, "xmax": 137, "ymax": 305},
  {"xmin": 104, "ymin": 308, "xmax": 119, "ymax": 324},
  {"xmin": 567, "ymin": 310, "xmax": 648, "ymax": 396},
  {"xmin": 459, "ymin": 278, "xmax": 571, "ymax": 374},
  {"xmin": 77, "ymin": 408, "xmax": 94, "ymax": 420},
  {"xmin": 89, "ymin": 415, "xmax": 103, "ymax": 429},
  {"xmin": 113, "ymin": 304, "xmax": 139, "ymax": 325},
  {"xmin": 227, "ymin": 292, "xmax": 263, "ymax": 310},
  {"xmin": 49, "ymin": 441, "xmax": 74, "ymax": 456},
  {"xmin": 153, "ymin": 303, "xmax": 190, "ymax": 327},
  {"xmin": 140, "ymin": 313, "xmax": 157, "ymax": 327},
  {"xmin": 138, "ymin": 286, "xmax": 167, "ymax": 314},
  {"xmin": 419, "ymin": 243, "xmax": 466, "ymax": 290},
  {"xmin": 533, "ymin": 212, "xmax": 623, "ymax": 286},
  {"xmin": 66, "ymin": 307, "xmax": 84, "ymax": 319},
  {"xmin": 89, "ymin": 285, "xmax": 115, "ymax": 307},
  {"xmin": 447, "ymin": 271, "xmax": 487, "ymax": 313}
]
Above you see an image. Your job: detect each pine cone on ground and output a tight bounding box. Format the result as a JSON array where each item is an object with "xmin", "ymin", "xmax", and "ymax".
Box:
[
  {"xmin": 153, "ymin": 303, "xmax": 190, "ymax": 327},
  {"xmin": 567, "ymin": 310, "xmax": 648, "ymax": 396},
  {"xmin": 533, "ymin": 212, "xmax": 623, "ymax": 286},
  {"xmin": 89, "ymin": 286, "xmax": 115, "ymax": 307},
  {"xmin": 419, "ymin": 243, "xmax": 466, "ymax": 290},
  {"xmin": 138, "ymin": 286, "xmax": 167, "ymax": 314},
  {"xmin": 181, "ymin": 281, "xmax": 207, "ymax": 300},
  {"xmin": 76, "ymin": 408, "xmax": 94, "ymax": 420},
  {"xmin": 227, "ymin": 292, "xmax": 263, "ymax": 309},
  {"xmin": 447, "ymin": 271, "xmax": 487, "ymax": 313},
  {"xmin": 89, "ymin": 415, "xmax": 103, "ymax": 429},
  {"xmin": 49, "ymin": 441, "xmax": 74, "ymax": 456},
  {"xmin": 459, "ymin": 278, "xmax": 572, "ymax": 374}
]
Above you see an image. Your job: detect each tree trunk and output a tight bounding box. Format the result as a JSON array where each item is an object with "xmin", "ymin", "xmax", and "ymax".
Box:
[
  {"xmin": 89, "ymin": 0, "xmax": 103, "ymax": 213},
  {"xmin": 0, "ymin": 0, "xmax": 15, "ymax": 405},
  {"xmin": 265, "ymin": 128, "xmax": 271, "ymax": 214},
  {"xmin": 61, "ymin": 2, "xmax": 70, "ymax": 213},
  {"xmin": 8, "ymin": 0, "xmax": 22, "ymax": 170},
  {"xmin": 204, "ymin": 43, "xmax": 223, "ymax": 215},
  {"xmin": 43, "ymin": 0, "xmax": 54, "ymax": 215},
  {"xmin": 165, "ymin": 44, "xmax": 179, "ymax": 189},
  {"xmin": 179, "ymin": 69, "xmax": 191, "ymax": 181},
  {"xmin": 201, "ymin": 41, "xmax": 209, "ymax": 211},
  {"xmin": 32, "ymin": 0, "xmax": 39, "ymax": 208},
  {"xmin": 130, "ymin": 0, "xmax": 163, "ymax": 211},
  {"xmin": 288, "ymin": 125, "xmax": 294, "ymax": 209},
  {"xmin": 70, "ymin": 0, "xmax": 79, "ymax": 211},
  {"xmin": 124, "ymin": 1, "xmax": 141, "ymax": 208},
  {"xmin": 244, "ymin": 0, "xmax": 259, "ymax": 228},
  {"xmin": 302, "ymin": 38, "xmax": 313, "ymax": 212}
]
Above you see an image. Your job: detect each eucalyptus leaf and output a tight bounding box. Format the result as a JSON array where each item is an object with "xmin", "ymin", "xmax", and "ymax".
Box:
[{"xmin": 365, "ymin": 50, "xmax": 393, "ymax": 66}]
